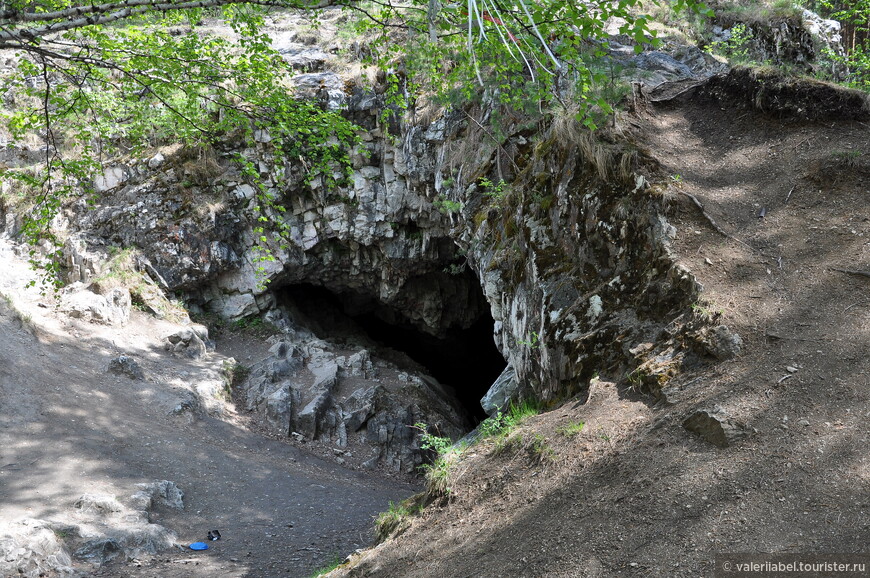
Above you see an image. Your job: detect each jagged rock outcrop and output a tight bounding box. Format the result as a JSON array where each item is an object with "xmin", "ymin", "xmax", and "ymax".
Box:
[
  {"xmin": 66, "ymin": 157, "xmax": 244, "ymax": 292},
  {"xmin": 609, "ymin": 36, "xmax": 728, "ymax": 88},
  {"xmin": 459, "ymin": 133, "xmax": 703, "ymax": 403},
  {"xmin": 0, "ymin": 519, "xmax": 75, "ymax": 578},
  {"xmin": 711, "ymin": 8, "xmax": 845, "ymax": 78},
  {"xmin": 480, "ymin": 366, "xmax": 519, "ymax": 416},
  {"xmin": 241, "ymin": 333, "xmax": 470, "ymax": 472},
  {"xmin": 59, "ymin": 99, "xmax": 485, "ymax": 341}
]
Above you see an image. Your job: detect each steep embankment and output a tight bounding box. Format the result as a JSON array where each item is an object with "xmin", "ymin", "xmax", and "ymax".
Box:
[{"xmin": 330, "ymin": 72, "xmax": 870, "ymax": 576}]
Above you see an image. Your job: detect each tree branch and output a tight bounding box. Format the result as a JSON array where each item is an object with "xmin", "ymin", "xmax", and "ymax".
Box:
[{"xmin": 0, "ymin": 0, "xmax": 333, "ymax": 45}]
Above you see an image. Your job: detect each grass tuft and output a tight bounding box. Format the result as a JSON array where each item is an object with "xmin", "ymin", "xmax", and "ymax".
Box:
[
  {"xmin": 309, "ymin": 553, "xmax": 346, "ymax": 577},
  {"xmin": 374, "ymin": 494, "xmax": 426, "ymax": 544},
  {"xmin": 556, "ymin": 421, "xmax": 586, "ymax": 437},
  {"xmin": 479, "ymin": 399, "xmax": 542, "ymax": 440},
  {"xmin": 492, "ymin": 433, "xmax": 523, "ymax": 456}
]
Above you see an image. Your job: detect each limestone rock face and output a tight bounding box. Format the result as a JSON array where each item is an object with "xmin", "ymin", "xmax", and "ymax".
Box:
[
  {"xmin": 55, "ymin": 28, "xmax": 722, "ymax": 417},
  {"xmin": 64, "ymin": 234, "xmax": 106, "ymax": 284},
  {"xmin": 291, "ymin": 72, "xmax": 346, "ymax": 110},
  {"xmin": 62, "ymin": 95, "xmax": 480, "ymax": 338},
  {"xmin": 56, "ymin": 145, "xmax": 247, "ymax": 293},
  {"xmin": 465, "ymin": 142, "xmax": 702, "ymax": 405},
  {"xmin": 607, "ymin": 36, "xmax": 727, "ymax": 88}
]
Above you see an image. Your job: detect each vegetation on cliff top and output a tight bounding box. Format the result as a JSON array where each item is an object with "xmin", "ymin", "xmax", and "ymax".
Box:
[
  {"xmin": 0, "ymin": 0, "xmax": 716, "ymax": 283},
  {"xmin": 4, "ymin": 0, "xmax": 869, "ymax": 289}
]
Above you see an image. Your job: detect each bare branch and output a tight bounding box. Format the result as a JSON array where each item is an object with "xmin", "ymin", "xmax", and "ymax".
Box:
[{"xmin": 333, "ymin": 1, "xmax": 412, "ymax": 30}]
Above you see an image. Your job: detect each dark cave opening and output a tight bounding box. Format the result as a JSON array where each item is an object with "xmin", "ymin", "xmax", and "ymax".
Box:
[{"xmin": 277, "ymin": 280, "xmax": 506, "ymax": 424}]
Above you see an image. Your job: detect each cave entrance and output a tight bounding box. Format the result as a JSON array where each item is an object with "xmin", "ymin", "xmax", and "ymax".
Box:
[{"xmin": 276, "ymin": 278, "xmax": 505, "ymax": 424}]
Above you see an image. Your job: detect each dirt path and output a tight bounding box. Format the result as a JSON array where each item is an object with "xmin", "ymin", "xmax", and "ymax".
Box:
[{"xmin": 0, "ymin": 239, "xmax": 418, "ymax": 577}]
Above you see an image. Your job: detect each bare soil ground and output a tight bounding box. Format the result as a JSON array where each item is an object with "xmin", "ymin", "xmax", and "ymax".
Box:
[
  {"xmin": 0, "ymin": 240, "xmax": 418, "ymax": 578},
  {"xmin": 330, "ymin": 83, "xmax": 870, "ymax": 576}
]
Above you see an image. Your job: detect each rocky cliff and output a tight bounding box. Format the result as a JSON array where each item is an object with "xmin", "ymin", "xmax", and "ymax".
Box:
[{"xmin": 2, "ymin": 13, "xmax": 762, "ymax": 469}]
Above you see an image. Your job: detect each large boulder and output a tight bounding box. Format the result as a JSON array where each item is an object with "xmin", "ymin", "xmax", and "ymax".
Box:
[
  {"xmin": 108, "ymin": 355, "xmax": 145, "ymax": 380},
  {"xmin": 683, "ymin": 407, "xmax": 749, "ymax": 448},
  {"xmin": 61, "ymin": 285, "xmax": 131, "ymax": 326},
  {"xmin": 163, "ymin": 324, "xmax": 211, "ymax": 359}
]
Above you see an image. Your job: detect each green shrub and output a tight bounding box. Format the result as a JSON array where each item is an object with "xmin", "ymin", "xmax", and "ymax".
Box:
[
  {"xmin": 480, "ymin": 177, "xmax": 509, "ymax": 206},
  {"xmin": 707, "ymin": 23, "xmax": 755, "ymax": 63},
  {"xmin": 478, "ymin": 411, "xmax": 507, "ymax": 438},
  {"xmin": 479, "ymin": 400, "xmax": 542, "ymax": 448},
  {"xmin": 414, "ymin": 424, "xmax": 461, "ymax": 501},
  {"xmin": 831, "ymin": 149, "xmax": 864, "ymax": 168},
  {"xmin": 433, "ymin": 194, "xmax": 462, "ymax": 214},
  {"xmin": 813, "ymin": 0, "xmax": 870, "ymax": 91},
  {"xmin": 516, "ymin": 331, "xmax": 542, "ymax": 349}
]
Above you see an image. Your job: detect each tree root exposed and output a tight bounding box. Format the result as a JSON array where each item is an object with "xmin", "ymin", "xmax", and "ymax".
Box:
[{"xmin": 678, "ymin": 191, "xmax": 755, "ymax": 252}]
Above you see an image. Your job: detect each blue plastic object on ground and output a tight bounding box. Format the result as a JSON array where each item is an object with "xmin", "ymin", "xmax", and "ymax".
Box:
[{"xmin": 189, "ymin": 542, "xmax": 209, "ymax": 551}]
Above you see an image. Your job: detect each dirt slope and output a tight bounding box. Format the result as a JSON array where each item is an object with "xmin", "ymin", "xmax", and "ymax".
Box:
[
  {"xmin": 0, "ymin": 240, "xmax": 418, "ymax": 577},
  {"xmin": 330, "ymin": 80, "xmax": 870, "ymax": 577}
]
